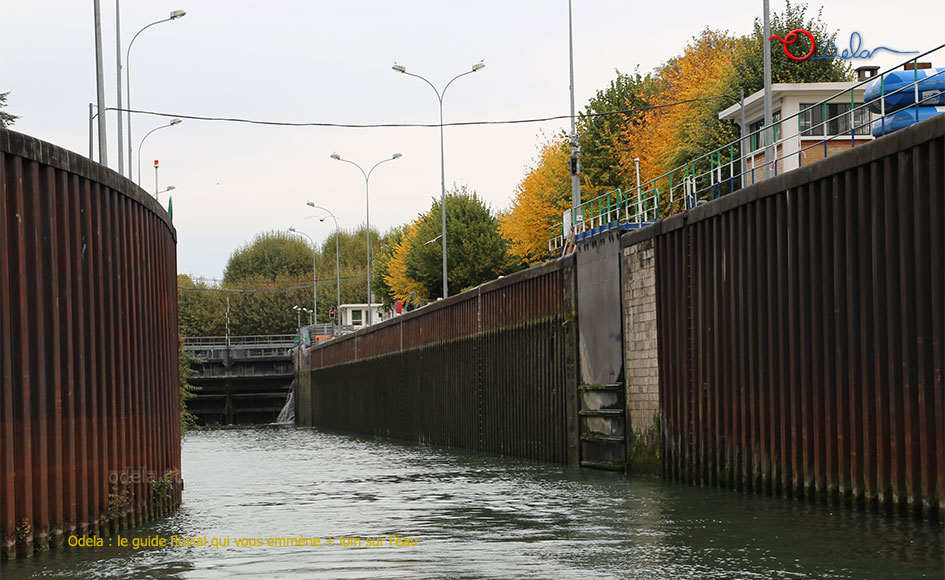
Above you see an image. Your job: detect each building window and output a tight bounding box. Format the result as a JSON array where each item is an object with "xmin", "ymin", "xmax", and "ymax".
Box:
[
  {"xmin": 748, "ymin": 111, "xmax": 781, "ymax": 152},
  {"xmin": 351, "ymin": 309, "xmax": 362, "ymax": 326},
  {"xmin": 800, "ymin": 102, "xmax": 870, "ymax": 136}
]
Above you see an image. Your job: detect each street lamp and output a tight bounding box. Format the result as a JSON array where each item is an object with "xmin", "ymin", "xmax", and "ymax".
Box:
[
  {"xmin": 306, "ymin": 202, "xmax": 341, "ymax": 336},
  {"xmin": 156, "ymin": 185, "xmax": 175, "ymax": 199},
  {"xmin": 126, "ymin": 9, "xmax": 186, "ymax": 180},
  {"xmin": 392, "ymin": 61, "xmax": 484, "ymax": 299},
  {"xmin": 137, "ymin": 118, "xmax": 181, "ymax": 190},
  {"xmin": 330, "ymin": 153, "xmax": 402, "ymax": 326},
  {"xmin": 288, "ymin": 227, "xmax": 318, "ymax": 329},
  {"xmin": 292, "ymin": 305, "xmax": 302, "ymax": 330}
]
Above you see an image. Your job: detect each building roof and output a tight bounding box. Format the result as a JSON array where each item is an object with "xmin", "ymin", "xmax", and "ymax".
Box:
[{"xmin": 719, "ymin": 82, "xmax": 866, "ymax": 122}]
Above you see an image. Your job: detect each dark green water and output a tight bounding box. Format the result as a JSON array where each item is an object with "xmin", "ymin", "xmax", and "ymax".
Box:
[{"xmin": 3, "ymin": 427, "xmax": 943, "ymax": 579}]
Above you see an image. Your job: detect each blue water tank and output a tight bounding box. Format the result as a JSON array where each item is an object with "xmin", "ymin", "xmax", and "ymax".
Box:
[
  {"xmin": 864, "ymin": 68, "xmax": 945, "ymax": 113},
  {"xmin": 871, "ymin": 106, "xmax": 945, "ymax": 137}
]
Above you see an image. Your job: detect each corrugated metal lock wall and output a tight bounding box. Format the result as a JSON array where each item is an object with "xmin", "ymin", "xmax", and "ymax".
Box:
[{"xmin": 0, "ymin": 129, "xmax": 182, "ymax": 558}]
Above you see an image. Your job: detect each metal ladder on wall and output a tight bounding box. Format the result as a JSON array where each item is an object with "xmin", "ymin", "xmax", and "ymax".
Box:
[{"xmin": 578, "ymin": 384, "xmax": 626, "ymax": 470}]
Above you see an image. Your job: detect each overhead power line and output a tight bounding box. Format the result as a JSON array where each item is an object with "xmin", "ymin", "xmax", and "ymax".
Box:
[
  {"xmin": 180, "ymin": 274, "xmax": 368, "ymax": 293},
  {"xmin": 107, "ymin": 96, "xmax": 738, "ymax": 130}
]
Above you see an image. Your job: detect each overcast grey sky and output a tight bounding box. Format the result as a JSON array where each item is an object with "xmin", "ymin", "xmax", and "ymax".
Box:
[{"xmin": 4, "ymin": 1, "xmax": 943, "ymax": 278}]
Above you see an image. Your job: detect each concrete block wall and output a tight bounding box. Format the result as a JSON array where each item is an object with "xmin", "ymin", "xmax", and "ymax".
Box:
[{"xmin": 622, "ymin": 238, "xmax": 660, "ymax": 474}]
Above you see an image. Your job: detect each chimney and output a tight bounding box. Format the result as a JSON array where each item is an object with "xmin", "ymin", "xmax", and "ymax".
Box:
[
  {"xmin": 903, "ymin": 62, "xmax": 932, "ymax": 71},
  {"xmin": 855, "ymin": 66, "xmax": 880, "ymax": 81}
]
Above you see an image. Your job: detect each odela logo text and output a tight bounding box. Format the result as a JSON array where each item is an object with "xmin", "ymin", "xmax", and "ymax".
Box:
[{"xmin": 769, "ymin": 30, "xmax": 918, "ymax": 62}]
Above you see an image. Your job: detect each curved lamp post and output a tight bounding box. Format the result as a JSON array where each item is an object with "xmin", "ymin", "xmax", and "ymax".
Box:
[
  {"xmin": 137, "ymin": 118, "xmax": 181, "ymax": 189},
  {"xmin": 126, "ymin": 9, "xmax": 186, "ymax": 180},
  {"xmin": 306, "ymin": 202, "xmax": 341, "ymax": 336},
  {"xmin": 392, "ymin": 61, "xmax": 484, "ymax": 299},
  {"xmin": 330, "ymin": 153, "xmax": 402, "ymax": 326},
  {"xmin": 288, "ymin": 227, "xmax": 318, "ymax": 328},
  {"xmin": 155, "ymin": 184, "xmax": 175, "ymax": 200}
]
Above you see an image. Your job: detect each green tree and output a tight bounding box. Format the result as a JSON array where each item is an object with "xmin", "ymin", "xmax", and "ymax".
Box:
[
  {"xmin": 406, "ymin": 187, "xmax": 522, "ymax": 298},
  {"xmin": 371, "ymin": 225, "xmax": 407, "ymax": 308},
  {"xmin": 0, "ymin": 92, "xmax": 17, "ymax": 129},
  {"xmin": 226, "ymin": 275, "xmax": 313, "ymax": 335},
  {"xmin": 727, "ymin": 0, "xmax": 852, "ymax": 97},
  {"xmin": 578, "ymin": 70, "xmax": 656, "ymax": 194},
  {"xmin": 313, "ymin": 225, "xmax": 390, "ymax": 319},
  {"xmin": 178, "ymin": 339, "xmax": 199, "ymax": 436},
  {"xmin": 223, "ymin": 231, "xmax": 314, "ymax": 283},
  {"xmin": 177, "ymin": 274, "xmax": 226, "ymax": 337}
]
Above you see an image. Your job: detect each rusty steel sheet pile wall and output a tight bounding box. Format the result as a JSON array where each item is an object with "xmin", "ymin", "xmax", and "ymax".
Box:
[
  {"xmin": 648, "ymin": 116, "xmax": 943, "ymax": 520},
  {"xmin": 0, "ymin": 129, "xmax": 181, "ymax": 558},
  {"xmin": 304, "ymin": 257, "xmax": 579, "ymax": 464}
]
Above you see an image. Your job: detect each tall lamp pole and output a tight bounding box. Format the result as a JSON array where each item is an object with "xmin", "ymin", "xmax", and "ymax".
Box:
[
  {"xmin": 288, "ymin": 227, "xmax": 318, "ymax": 329},
  {"xmin": 762, "ymin": 0, "xmax": 774, "ymax": 178},
  {"xmin": 126, "ymin": 9, "xmax": 186, "ymax": 181},
  {"xmin": 115, "ymin": 0, "xmax": 123, "ymax": 175},
  {"xmin": 330, "ymin": 153, "xmax": 402, "ymax": 325},
  {"xmin": 92, "ymin": 0, "xmax": 108, "ymax": 165},
  {"xmin": 567, "ymin": 0, "xmax": 581, "ymax": 222},
  {"xmin": 306, "ymin": 202, "xmax": 341, "ymax": 336},
  {"xmin": 392, "ymin": 61, "xmax": 484, "ymax": 299},
  {"xmin": 137, "ymin": 118, "xmax": 181, "ymax": 190}
]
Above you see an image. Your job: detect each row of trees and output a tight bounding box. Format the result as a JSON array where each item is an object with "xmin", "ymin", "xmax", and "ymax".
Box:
[
  {"xmin": 179, "ymin": 228, "xmax": 381, "ymax": 336},
  {"xmin": 500, "ymin": 2, "xmax": 852, "ymax": 262},
  {"xmin": 179, "ymin": 191, "xmax": 522, "ymax": 336},
  {"xmin": 180, "ymin": 2, "xmax": 853, "ymax": 336}
]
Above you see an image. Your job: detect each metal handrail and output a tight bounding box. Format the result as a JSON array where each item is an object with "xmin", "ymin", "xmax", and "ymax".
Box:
[{"xmin": 183, "ymin": 334, "xmax": 297, "ymax": 348}]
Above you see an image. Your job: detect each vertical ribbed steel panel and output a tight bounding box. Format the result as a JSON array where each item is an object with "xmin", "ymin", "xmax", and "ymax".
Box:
[
  {"xmin": 0, "ymin": 128, "xmax": 180, "ymax": 558},
  {"xmin": 307, "ymin": 257, "xmax": 577, "ymax": 464},
  {"xmin": 654, "ymin": 117, "xmax": 944, "ymax": 520}
]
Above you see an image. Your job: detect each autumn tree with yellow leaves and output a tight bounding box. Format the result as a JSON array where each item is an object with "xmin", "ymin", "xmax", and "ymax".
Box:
[
  {"xmin": 377, "ymin": 187, "xmax": 521, "ymax": 303},
  {"xmin": 499, "ymin": 136, "xmax": 573, "ymax": 263},
  {"xmin": 500, "ymin": 3, "xmax": 851, "ymax": 254},
  {"xmin": 620, "ymin": 28, "xmax": 739, "ymax": 193}
]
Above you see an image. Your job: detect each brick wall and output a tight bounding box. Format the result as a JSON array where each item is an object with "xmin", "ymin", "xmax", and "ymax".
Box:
[{"xmin": 622, "ymin": 238, "xmax": 660, "ymax": 473}]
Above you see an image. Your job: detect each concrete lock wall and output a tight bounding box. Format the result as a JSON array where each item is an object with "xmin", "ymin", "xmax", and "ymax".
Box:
[
  {"xmin": 622, "ymin": 115, "xmax": 944, "ymax": 520},
  {"xmin": 296, "ymin": 257, "xmax": 581, "ymax": 465},
  {"xmin": 0, "ymin": 129, "xmax": 182, "ymax": 558}
]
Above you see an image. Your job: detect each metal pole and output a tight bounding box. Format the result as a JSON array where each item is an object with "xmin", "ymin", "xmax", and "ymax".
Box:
[
  {"xmin": 154, "ymin": 160, "xmax": 158, "ymax": 197},
  {"xmin": 392, "ymin": 66, "xmax": 481, "ymax": 299},
  {"xmin": 126, "ymin": 14, "xmax": 180, "ymax": 182},
  {"xmin": 332, "ymin": 156, "xmax": 400, "ymax": 325},
  {"xmin": 762, "ymin": 0, "xmax": 774, "ymax": 178},
  {"xmin": 634, "ymin": 157, "xmax": 641, "ymax": 224},
  {"xmin": 739, "ymin": 89, "xmax": 747, "ymax": 182},
  {"xmin": 308, "ymin": 204, "xmax": 341, "ymax": 336},
  {"xmin": 364, "ymin": 174, "xmax": 372, "ymax": 324},
  {"xmin": 88, "ymin": 103, "xmax": 95, "ymax": 160},
  {"xmin": 568, "ymin": 0, "xmax": 581, "ymax": 217},
  {"xmin": 115, "ymin": 0, "xmax": 124, "ymax": 176},
  {"xmin": 334, "ymin": 226, "xmax": 340, "ymax": 335},
  {"xmin": 312, "ymin": 244, "xmax": 318, "ymax": 330},
  {"xmin": 93, "ymin": 0, "xmax": 108, "ymax": 165},
  {"xmin": 137, "ymin": 120, "xmax": 179, "ymax": 189},
  {"xmin": 439, "ymin": 97, "xmax": 448, "ymax": 299}
]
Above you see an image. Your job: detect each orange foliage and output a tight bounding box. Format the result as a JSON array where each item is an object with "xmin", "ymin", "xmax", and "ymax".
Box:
[
  {"xmin": 499, "ymin": 136, "xmax": 572, "ymax": 262},
  {"xmin": 383, "ymin": 220, "xmax": 427, "ymax": 303},
  {"xmin": 621, "ymin": 29, "xmax": 737, "ymax": 183}
]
